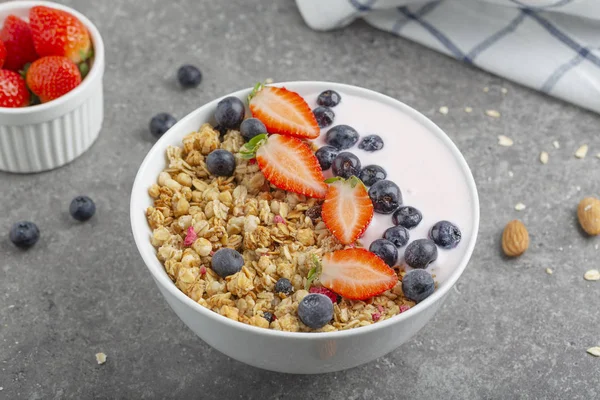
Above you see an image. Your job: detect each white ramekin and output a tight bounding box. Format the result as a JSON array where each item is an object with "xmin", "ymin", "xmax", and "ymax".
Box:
[
  {"xmin": 0, "ymin": 1, "xmax": 105, "ymax": 173},
  {"xmin": 130, "ymin": 81, "xmax": 480, "ymax": 374}
]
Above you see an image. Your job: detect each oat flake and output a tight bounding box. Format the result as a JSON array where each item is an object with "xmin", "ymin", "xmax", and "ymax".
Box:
[
  {"xmin": 587, "ymin": 347, "xmax": 600, "ymax": 357},
  {"xmin": 95, "ymin": 352, "xmax": 107, "ymax": 365},
  {"xmin": 515, "ymin": 203, "xmax": 526, "ymax": 211},
  {"xmin": 483, "ymin": 86, "xmax": 489, "ymax": 93},
  {"xmin": 545, "ymin": 268, "xmax": 553, "ymax": 275},
  {"xmin": 596, "ymin": 153, "xmax": 600, "ymax": 159},
  {"xmin": 584, "ymin": 269, "xmax": 600, "ymax": 281},
  {"xmin": 501, "ymin": 87, "xmax": 508, "ymax": 94},
  {"xmin": 439, "ymin": 106, "xmax": 449, "ymax": 115},
  {"xmin": 486, "ymin": 110, "xmax": 501, "ymax": 118},
  {"xmin": 575, "ymin": 145, "xmax": 588, "ymax": 159},
  {"xmin": 540, "ymin": 151, "xmax": 549, "ymax": 164},
  {"xmin": 553, "ymin": 141, "xmax": 560, "ymax": 149},
  {"xmin": 498, "ymin": 135, "xmax": 513, "ymax": 146}
]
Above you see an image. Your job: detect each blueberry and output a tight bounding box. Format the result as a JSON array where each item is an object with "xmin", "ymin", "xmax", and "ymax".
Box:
[
  {"xmin": 305, "ymin": 205, "xmax": 322, "ymax": 222},
  {"xmin": 263, "ymin": 311, "xmax": 274, "ymax": 323},
  {"xmin": 177, "ymin": 64, "xmax": 202, "ymax": 88},
  {"xmin": 315, "ymin": 146, "xmax": 338, "ymax": 170},
  {"xmin": 430, "ymin": 220, "xmax": 462, "ymax": 249},
  {"xmin": 331, "ymin": 152, "xmax": 361, "ymax": 179},
  {"xmin": 404, "ymin": 239, "xmax": 438, "ymax": 269},
  {"xmin": 392, "ymin": 206, "xmax": 422, "ymax": 229},
  {"xmin": 369, "ymin": 238, "xmax": 398, "ymax": 267},
  {"xmin": 325, "ymin": 125, "xmax": 359, "ymax": 150},
  {"xmin": 402, "ymin": 269, "xmax": 435, "ymax": 303},
  {"xmin": 368, "ymin": 180, "xmax": 402, "ymax": 214},
  {"xmin": 274, "ymin": 278, "xmax": 294, "ymax": 296},
  {"xmin": 358, "ymin": 135, "xmax": 384, "ymax": 152},
  {"xmin": 149, "ymin": 113, "xmax": 177, "ymax": 138},
  {"xmin": 69, "ymin": 196, "xmax": 96, "ymax": 221},
  {"xmin": 206, "ymin": 149, "xmax": 236, "ymax": 177},
  {"xmin": 359, "ymin": 165, "xmax": 386, "ymax": 186},
  {"xmin": 240, "ymin": 118, "xmax": 267, "ymax": 141},
  {"xmin": 313, "ymin": 106, "xmax": 335, "ymax": 128},
  {"xmin": 211, "ymin": 248, "xmax": 244, "ymax": 277},
  {"xmin": 214, "ymin": 96, "xmax": 245, "ymax": 129},
  {"xmin": 9, "ymin": 221, "xmax": 40, "ymax": 249},
  {"xmin": 317, "ymin": 90, "xmax": 341, "ymax": 108},
  {"xmin": 383, "ymin": 225, "xmax": 409, "ymax": 248},
  {"xmin": 298, "ymin": 293, "xmax": 334, "ymax": 329}
]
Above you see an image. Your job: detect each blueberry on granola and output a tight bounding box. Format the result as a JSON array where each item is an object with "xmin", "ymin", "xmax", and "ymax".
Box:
[
  {"xmin": 305, "ymin": 205, "xmax": 322, "ymax": 222},
  {"xmin": 206, "ymin": 149, "xmax": 236, "ymax": 177},
  {"xmin": 69, "ymin": 195, "xmax": 96, "ymax": 221},
  {"xmin": 383, "ymin": 225, "xmax": 409, "ymax": 248},
  {"xmin": 404, "ymin": 239, "xmax": 438, "ymax": 269},
  {"xmin": 9, "ymin": 221, "xmax": 40, "ymax": 249},
  {"xmin": 214, "ymin": 96, "xmax": 245, "ymax": 129},
  {"xmin": 298, "ymin": 293, "xmax": 334, "ymax": 329},
  {"xmin": 325, "ymin": 125, "xmax": 359, "ymax": 150},
  {"xmin": 317, "ymin": 90, "xmax": 341, "ymax": 108},
  {"xmin": 313, "ymin": 106, "xmax": 335, "ymax": 128},
  {"xmin": 263, "ymin": 311, "xmax": 274, "ymax": 323},
  {"xmin": 211, "ymin": 248, "xmax": 244, "ymax": 277},
  {"xmin": 315, "ymin": 145, "xmax": 338, "ymax": 170},
  {"xmin": 240, "ymin": 118, "xmax": 267, "ymax": 141},
  {"xmin": 149, "ymin": 113, "xmax": 177, "ymax": 138},
  {"xmin": 358, "ymin": 135, "xmax": 384, "ymax": 152},
  {"xmin": 177, "ymin": 64, "xmax": 202, "ymax": 88},
  {"xmin": 430, "ymin": 220, "xmax": 462, "ymax": 249},
  {"xmin": 274, "ymin": 278, "xmax": 294, "ymax": 296},
  {"xmin": 331, "ymin": 152, "xmax": 361, "ymax": 179},
  {"xmin": 359, "ymin": 165, "xmax": 386, "ymax": 187},
  {"xmin": 368, "ymin": 180, "xmax": 401, "ymax": 214},
  {"xmin": 369, "ymin": 238, "xmax": 398, "ymax": 267},
  {"xmin": 402, "ymin": 269, "xmax": 435, "ymax": 303}
]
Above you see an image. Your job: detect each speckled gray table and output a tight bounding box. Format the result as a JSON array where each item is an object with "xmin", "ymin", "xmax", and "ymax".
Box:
[{"xmin": 2, "ymin": 1, "xmax": 599, "ymax": 399}]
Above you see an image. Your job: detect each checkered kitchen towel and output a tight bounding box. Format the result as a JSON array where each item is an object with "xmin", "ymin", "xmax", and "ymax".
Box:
[{"xmin": 296, "ymin": 0, "xmax": 600, "ymax": 114}]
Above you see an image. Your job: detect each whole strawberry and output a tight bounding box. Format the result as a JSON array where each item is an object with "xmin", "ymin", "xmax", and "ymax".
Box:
[
  {"xmin": 29, "ymin": 6, "xmax": 91, "ymax": 63},
  {"xmin": 0, "ymin": 15, "xmax": 39, "ymax": 71},
  {"xmin": 0, "ymin": 69, "xmax": 30, "ymax": 108},
  {"xmin": 0, "ymin": 40, "xmax": 6, "ymax": 68},
  {"xmin": 26, "ymin": 56, "xmax": 82, "ymax": 103}
]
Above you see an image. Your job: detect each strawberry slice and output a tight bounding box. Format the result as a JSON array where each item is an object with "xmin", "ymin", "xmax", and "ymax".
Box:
[
  {"xmin": 248, "ymin": 84, "xmax": 320, "ymax": 139},
  {"xmin": 241, "ymin": 133, "xmax": 328, "ymax": 198},
  {"xmin": 310, "ymin": 248, "xmax": 398, "ymax": 301},
  {"xmin": 322, "ymin": 176, "xmax": 374, "ymax": 245}
]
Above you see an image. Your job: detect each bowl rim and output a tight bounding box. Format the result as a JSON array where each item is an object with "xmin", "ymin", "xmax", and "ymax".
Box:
[
  {"xmin": 0, "ymin": 0, "xmax": 105, "ymax": 114},
  {"xmin": 130, "ymin": 81, "xmax": 480, "ymax": 339}
]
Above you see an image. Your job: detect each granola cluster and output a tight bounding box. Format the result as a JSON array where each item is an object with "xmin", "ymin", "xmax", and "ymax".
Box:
[{"xmin": 146, "ymin": 123, "xmax": 415, "ymax": 332}]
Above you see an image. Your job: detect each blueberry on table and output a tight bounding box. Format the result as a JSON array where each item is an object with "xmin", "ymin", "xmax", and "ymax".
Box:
[
  {"xmin": 317, "ymin": 90, "xmax": 341, "ymax": 108},
  {"xmin": 402, "ymin": 269, "xmax": 435, "ymax": 303},
  {"xmin": 359, "ymin": 165, "xmax": 386, "ymax": 186},
  {"xmin": 240, "ymin": 118, "xmax": 267, "ymax": 141},
  {"xmin": 430, "ymin": 220, "xmax": 462, "ymax": 249},
  {"xmin": 211, "ymin": 248, "xmax": 244, "ymax": 277},
  {"xmin": 313, "ymin": 106, "xmax": 335, "ymax": 128},
  {"xmin": 404, "ymin": 239, "xmax": 438, "ymax": 269},
  {"xmin": 274, "ymin": 278, "xmax": 294, "ymax": 296},
  {"xmin": 325, "ymin": 125, "xmax": 359, "ymax": 150},
  {"xmin": 9, "ymin": 221, "xmax": 40, "ymax": 249},
  {"xmin": 206, "ymin": 149, "xmax": 236, "ymax": 177},
  {"xmin": 369, "ymin": 238, "xmax": 398, "ymax": 267},
  {"xmin": 149, "ymin": 113, "xmax": 177, "ymax": 138},
  {"xmin": 368, "ymin": 180, "xmax": 402, "ymax": 214},
  {"xmin": 177, "ymin": 64, "xmax": 202, "ymax": 88},
  {"xmin": 358, "ymin": 135, "xmax": 384, "ymax": 152},
  {"xmin": 214, "ymin": 96, "xmax": 245, "ymax": 129},
  {"xmin": 298, "ymin": 293, "xmax": 334, "ymax": 329},
  {"xmin": 315, "ymin": 145, "xmax": 339, "ymax": 170},
  {"xmin": 383, "ymin": 225, "xmax": 409, "ymax": 248},
  {"xmin": 392, "ymin": 206, "xmax": 422, "ymax": 229},
  {"xmin": 69, "ymin": 196, "xmax": 96, "ymax": 221},
  {"xmin": 332, "ymin": 152, "xmax": 361, "ymax": 179}
]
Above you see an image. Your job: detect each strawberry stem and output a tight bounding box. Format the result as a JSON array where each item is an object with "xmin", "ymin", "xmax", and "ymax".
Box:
[
  {"xmin": 240, "ymin": 133, "xmax": 268, "ymax": 159},
  {"xmin": 305, "ymin": 254, "xmax": 322, "ymax": 290}
]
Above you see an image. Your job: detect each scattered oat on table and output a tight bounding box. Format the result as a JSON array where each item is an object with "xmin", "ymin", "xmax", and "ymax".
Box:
[
  {"xmin": 498, "ymin": 135, "xmax": 513, "ymax": 147},
  {"xmin": 508, "ymin": 171, "xmax": 514, "ymax": 177},
  {"xmin": 264, "ymin": 78, "xmax": 274, "ymax": 84},
  {"xmin": 553, "ymin": 141, "xmax": 560, "ymax": 149},
  {"xmin": 587, "ymin": 347, "xmax": 600, "ymax": 357},
  {"xmin": 575, "ymin": 145, "xmax": 588, "ymax": 159},
  {"xmin": 439, "ymin": 106, "xmax": 449, "ymax": 115},
  {"xmin": 483, "ymin": 86, "xmax": 489, "ymax": 93},
  {"xmin": 464, "ymin": 107, "xmax": 473, "ymax": 113},
  {"xmin": 545, "ymin": 268, "xmax": 553, "ymax": 275},
  {"xmin": 584, "ymin": 269, "xmax": 600, "ymax": 281},
  {"xmin": 515, "ymin": 203, "xmax": 526, "ymax": 211},
  {"xmin": 486, "ymin": 109, "xmax": 501, "ymax": 118},
  {"xmin": 540, "ymin": 151, "xmax": 549, "ymax": 164},
  {"xmin": 95, "ymin": 352, "xmax": 107, "ymax": 365},
  {"xmin": 501, "ymin": 87, "xmax": 508, "ymax": 94},
  {"xmin": 596, "ymin": 153, "xmax": 600, "ymax": 159}
]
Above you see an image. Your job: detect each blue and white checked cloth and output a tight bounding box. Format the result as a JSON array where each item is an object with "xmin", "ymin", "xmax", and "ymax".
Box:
[{"xmin": 296, "ymin": 0, "xmax": 600, "ymax": 114}]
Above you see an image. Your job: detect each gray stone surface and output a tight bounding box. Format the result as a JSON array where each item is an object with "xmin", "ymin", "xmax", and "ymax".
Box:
[{"xmin": 1, "ymin": 0, "xmax": 599, "ymax": 398}]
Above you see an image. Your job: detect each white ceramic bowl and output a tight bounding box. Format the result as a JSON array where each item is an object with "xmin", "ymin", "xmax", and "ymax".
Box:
[
  {"xmin": 130, "ymin": 82, "xmax": 480, "ymax": 374},
  {"xmin": 0, "ymin": 1, "xmax": 105, "ymax": 173}
]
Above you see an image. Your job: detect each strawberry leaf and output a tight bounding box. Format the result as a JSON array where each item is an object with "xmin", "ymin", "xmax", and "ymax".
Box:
[
  {"xmin": 78, "ymin": 62, "xmax": 90, "ymax": 79},
  {"xmin": 305, "ymin": 254, "xmax": 322, "ymax": 290},
  {"xmin": 247, "ymin": 82, "xmax": 265, "ymax": 103},
  {"xmin": 19, "ymin": 63, "xmax": 31, "ymax": 80},
  {"xmin": 324, "ymin": 177, "xmax": 343, "ymax": 184},
  {"xmin": 240, "ymin": 133, "xmax": 268, "ymax": 159}
]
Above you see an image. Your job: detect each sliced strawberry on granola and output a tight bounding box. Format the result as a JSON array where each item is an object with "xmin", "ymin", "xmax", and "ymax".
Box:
[
  {"xmin": 307, "ymin": 249, "xmax": 398, "ymax": 301},
  {"xmin": 241, "ymin": 133, "xmax": 328, "ymax": 198},
  {"xmin": 248, "ymin": 84, "xmax": 320, "ymax": 139},
  {"xmin": 321, "ymin": 176, "xmax": 373, "ymax": 245}
]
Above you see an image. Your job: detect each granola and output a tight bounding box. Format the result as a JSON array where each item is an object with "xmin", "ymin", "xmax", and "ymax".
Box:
[{"xmin": 146, "ymin": 123, "xmax": 416, "ymax": 332}]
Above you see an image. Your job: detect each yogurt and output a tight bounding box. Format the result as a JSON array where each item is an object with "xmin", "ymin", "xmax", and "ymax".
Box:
[{"xmin": 308, "ymin": 90, "xmax": 475, "ymax": 283}]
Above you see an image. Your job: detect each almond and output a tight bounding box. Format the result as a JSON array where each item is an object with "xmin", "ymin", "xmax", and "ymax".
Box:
[
  {"xmin": 502, "ymin": 220, "xmax": 529, "ymax": 257},
  {"xmin": 577, "ymin": 197, "xmax": 600, "ymax": 236}
]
